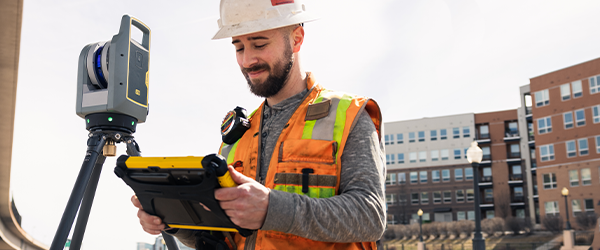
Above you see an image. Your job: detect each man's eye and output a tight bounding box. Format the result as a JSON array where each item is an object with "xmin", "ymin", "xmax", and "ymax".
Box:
[
  {"xmin": 236, "ymin": 48, "xmax": 244, "ymax": 52},
  {"xmin": 255, "ymin": 44, "xmax": 267, "ymax": 48}
]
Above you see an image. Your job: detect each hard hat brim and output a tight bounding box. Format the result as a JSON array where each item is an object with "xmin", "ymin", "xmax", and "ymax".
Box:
[{"xmin": 212, "ymin": 12, "xmax": 318, "ymax": 40}]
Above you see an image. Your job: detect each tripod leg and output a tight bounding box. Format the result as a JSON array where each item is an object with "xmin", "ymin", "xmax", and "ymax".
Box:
[
  {"xmin": 162, "ymin": 231, "xmax": 181, "ymax": 250},
  {"xmin": 69, "ymin": 154, "xmax": 106, "ymax": 250},
  {"xmin": 49, "ymin": 134, "xmax": 106, "ymax": 250}
]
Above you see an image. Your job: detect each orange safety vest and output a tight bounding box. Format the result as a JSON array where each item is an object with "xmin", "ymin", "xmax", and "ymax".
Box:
[{"xmin": 219, "ymin": 73, "xmax": 382, "ymax": 250}]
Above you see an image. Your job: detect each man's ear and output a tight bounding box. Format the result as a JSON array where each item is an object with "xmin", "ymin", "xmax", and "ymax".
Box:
[{"xmin": 291, "ymin": 25, "xmax": 304, "ymax": 53}]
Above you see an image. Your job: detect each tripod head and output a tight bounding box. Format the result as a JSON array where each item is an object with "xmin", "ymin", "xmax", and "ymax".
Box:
[{"xmin": 76, "ymin": 14, "xmax": 151, "ymax": 133}]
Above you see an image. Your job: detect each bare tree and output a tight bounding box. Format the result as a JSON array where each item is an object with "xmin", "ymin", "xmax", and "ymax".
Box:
[
  {"xmin": 542, "ymin": 214, "xmax": 563, "ymax": 233},
  {"xmin": 575, "ymin": 213, "xmax": 598, "ymax": 230}
]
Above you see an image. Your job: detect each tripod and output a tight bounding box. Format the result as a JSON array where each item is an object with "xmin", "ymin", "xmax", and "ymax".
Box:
[{"xmin": 49, "ymin": 113, "xmax": 180, "ymax": 250}]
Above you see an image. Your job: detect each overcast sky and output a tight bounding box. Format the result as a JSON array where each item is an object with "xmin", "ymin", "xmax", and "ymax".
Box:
[{"xmin": 9, "ymin": 0, "xmax": 600, "ymax": 249}]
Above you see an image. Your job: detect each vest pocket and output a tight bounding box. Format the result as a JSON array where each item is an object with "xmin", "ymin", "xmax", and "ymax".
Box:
[{"xmin": 274, "ymin": 139, "xmax": 337, "ymax": 198}]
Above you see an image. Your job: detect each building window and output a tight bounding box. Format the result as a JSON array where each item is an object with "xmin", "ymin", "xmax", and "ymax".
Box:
[
  {"xmin": 431, "ymin": 150, "xmax": 439, "ymax": 161},
  {"xmin": 454, "ymin": 149, "xmax": 461, "ymax": 159},
  {"xmin": 430, "ymin": 130, "xmax": 437, "ymax": 141},
  {"xmin": 572, "ymin": 200, "xmax": 582, "ymax": 216},
  {"xmin": 466, "ymin": 189, "xmax": 474, "ymax": 202},
  {"xmin": 397, "ymin": 133, "xmax": 404, "ymax": 144},
  {"xmin": 443, "ymin": 191, "xmax": 452, "ymax": 203},
  {"xmin": 465, "ymin": 168, "xmax": 473, "ymax": 180},
  {"xmin": 561, "ymin": 83, "xmax": 571, "ymax": 101},
  {"xmin": 593, "ymin": 105, "xmax": 599, "ymax": 123},
  {"xmin": 535, "ymin": 89, "xmax": 550, "ymax": 107},
  {"xmin": 386, "ymin": 173, "xmax": 397, "ymax": 185},
  {"xmin": 386, "ymin": 154, "xmax": 395, "ymax": 165},
  {"xmin": 441, "ymin": 149, "xmax": 449, "ymax": 160},
  {"xmin": 456, "ymin": 190, "xmax": 465, "ymax": 202},
  {"xmin": 591, "ymin": 75, "xmax": 600, "ymax": 94},
  {"xmin": 596, "ymin": 136, "xmax": 600, "ymax": 154},
  {"xmin": 578, "ymin": 138, "xmax": 589, "ymax": 156},
  {"xmin": 420, "ymin": 171, "xmax": 428, "ymax": 183},
  {"xmin": 440, "ymin": 129, "xmax": 447, "ymax": 140},
  {"xmin": 537, "ymin": 116, "xmax": 552, "ymax": 134},
  {"xmin": 463, "ymin": 127, "xmax": 470, "ymax": 138},
  {"xmin": 398, "ymin": 173, "xmax": 406, "ymax": 184},
  {"xmin": 387, "ymin": 214, "xmax": 396, "ymax": 225},
  {"xmin": 410, "ymin": 172, "xmax": 418, "ymax": 184},
  {"xmin": 509, "ymin": 144, "xmax": 520, "ymax": 158},
  {"xmin": 442, "ymin": 169, "xmax": 450, "ymax": 182},
  {"xmin": 575, "ymin": 109, "xmax": 586, "ymax": 127},
  {"xmin": 464, "ymin": 148, "xmax": 469, "ymax": 159},
  {"xmin": 482, "ymin": 146, "xmax": 491, "ymax": 160},
  {"xmin": 585, "ymin": 199, "xmax": 594, "ymax": 212},
  {"xmin": 421, "ymin": 192, "xmax": 429, "ymax": 204},
  {"xmin": 418, "ymin": 131, "xmax": 425, "ymax": 142},
  {"xmin": 398, "ymin": 153, "xmax": 405, "ymax": 164},
  {"xmin": 478, "ymin": 124, "xmax": 489, "ymax": 139},
  {"xmin": 566, "ymin": 140, "xmax": 576, "ymax": 158},
  {"xmin": 467, "ymin": 211, "xmax": 475, "ymax": 221},
  {"xmin": 572, "ymin": 80, "xmax": 583, "ymax": 98},
  {"xmin": 581, "ymin": 168, "xmax": 591, "ymax": 186},
  {"xmin": 482, "ymin": 167, "xmax": 492, "ymax": 182},
  {"xmin": 432, "ymin": 170, "xmax": 440, "ymax": 182},
  {"xmin": 455, "ymin": 168, "xmax": 463, "ymax": 181},
  {"xmin": 433, "ymin": 191, "xmax": 441, "ymax": 204},
  {"xmin": 514, "ymin": 186, "xmax": 524, "ymax": 199},
  {"xmin": 409, "ymin": 152, "xmax": 417, "ymax": 163},
  {"xmin": 545, "ymin": 201, "xmax": 559, "ymax": 215},
  {"xmin": 511, "ymin": 165, "xmax": 522, "ymax": 180},
  {"xmin": 453, "ymin": 127, "xmax": 460, "ymax": 139},
  {"xmin": 409, "ymin": 132, "xmax": 415, "ymax": 143},
  {"xmin": 419, "ymin": 151, "xmax": 427, "ymax": 162},
  {"xmin": 411, "ymin": 193, "xmax": 419, "ymax": 204},
  {"xmin": 516, "ymin": 209, "xmax": 525, "ymax": 218},
  {"xmin": 569, "ymin": 170, "xmax": 579, "ymax": 187},
  {"xmin": 543, "ymin": 173, "xmax": 557, "ymax": 189},
  {"xmin": 457, "ymin": 211, "xmax": 466, "ymax": 221},
  {"xmin": 486, "ymin": 210, "xmax": 495, "ymax": 219},
  {"xmin": 506, "ymin": 121, "xmax": 518, "ymax": 136},
  {"xmin": 540, "ymin": 144, "xmax": 555, "ymax": 162},
  {"xmin": 564, "ymin": 112, "xmax": 574, "ymax": 129},
  {"xmin": 384, "ymin": 134, "xmax": 394, "ymax": 145},
  {"xmin": 386, "ymin": 194, "xmax": 397, "ymax": 205}
]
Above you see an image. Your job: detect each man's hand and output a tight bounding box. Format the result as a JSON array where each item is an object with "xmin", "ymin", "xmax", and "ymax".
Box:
[
  {"xmin": 215, "ymin": 166, "xmax": 270, "ymax": 229},
  {"xmin": 131, "ymin": 195, "xmax": 165, "ymax": 235}
]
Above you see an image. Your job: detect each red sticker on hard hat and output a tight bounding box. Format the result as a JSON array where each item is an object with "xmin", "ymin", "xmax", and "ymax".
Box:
[{"xmin": 271, "ymin": 0, "xmax": 294, "ymax": 6}]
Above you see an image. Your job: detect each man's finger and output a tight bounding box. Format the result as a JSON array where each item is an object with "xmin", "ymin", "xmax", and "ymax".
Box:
[
  {"xmin": 228, "ymin": 165, "xmax": 255, "ymax": 184},
  {"xmin": 131, "ymin": 195, "xmax": 142, "ymax": 209},
  {"xmin": 215, "ymin": 186, "xmax": 240, "ymax": 201}
]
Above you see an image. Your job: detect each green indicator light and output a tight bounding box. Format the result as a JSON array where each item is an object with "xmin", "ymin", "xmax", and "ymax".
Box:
[
  {"xmin": 131, "ymin": 121, "xmax": 135, "ymax": 126},
  {"xmin": 86, "ymin": 119, "xmax": 90, "ymax": 123},
  {"xmin": 108, "ymin": 117, "xmax": 113, "ymax": 122}
]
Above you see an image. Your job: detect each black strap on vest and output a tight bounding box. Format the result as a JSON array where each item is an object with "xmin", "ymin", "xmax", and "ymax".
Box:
[{"xmin": 301, "ymin": 168, "xmax": 314, "ymax": 194}]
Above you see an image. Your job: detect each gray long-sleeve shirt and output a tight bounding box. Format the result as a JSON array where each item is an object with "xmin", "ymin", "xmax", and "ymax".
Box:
[{"xmin": 175, "ymin": 86, "xmax": 386, "ymax": 248}]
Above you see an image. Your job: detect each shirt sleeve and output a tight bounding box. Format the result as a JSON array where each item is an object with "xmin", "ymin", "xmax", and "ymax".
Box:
[{"xmin": 260, "ymin": 109, "xmax": 387, "ymax": 242}]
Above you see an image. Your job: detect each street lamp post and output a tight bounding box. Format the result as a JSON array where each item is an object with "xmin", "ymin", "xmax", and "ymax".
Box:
[
  {"xmin": 418, "ymin": 209, "xmax": 424, "ymax": 242},
  {"xmin": 417, "ymin": 209, "xmax": 425, "ymax": 250},
  {"xmin": 467, "ymin": 141, "xmax": 485, "ymax": 250},
  {"xmin": 562, "ymin": 187, "xmax": 572, "ymax": 230}
]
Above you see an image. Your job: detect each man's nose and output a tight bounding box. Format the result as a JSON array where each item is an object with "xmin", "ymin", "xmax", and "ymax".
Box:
[{"xmin": 241, "ymin": 49, "xmax": 259, "ymax": 69}]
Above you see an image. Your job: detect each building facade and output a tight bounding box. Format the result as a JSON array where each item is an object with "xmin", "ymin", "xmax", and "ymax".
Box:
[
  {"xmin": 526, "ymin": 57, "xmax": 600, "ymax": 228},
  {"xmin": 384, "ymin": 57, "xmax": 600, "ymax": 228}
]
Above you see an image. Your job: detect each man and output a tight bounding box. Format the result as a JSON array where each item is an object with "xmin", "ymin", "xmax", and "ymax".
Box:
[{"xmin": 132, "ymin": 0, "xmax": 386, "ymax": 249}]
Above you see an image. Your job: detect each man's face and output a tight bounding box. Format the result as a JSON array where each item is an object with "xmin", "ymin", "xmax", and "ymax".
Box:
[{"xmin": 232, "ymin": 29, "xmax": 294, "ymax": 98}]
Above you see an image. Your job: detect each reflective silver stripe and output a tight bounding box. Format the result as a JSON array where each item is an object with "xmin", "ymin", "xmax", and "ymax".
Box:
[
  {"xmin": 274, "ymin": 173, "xmax": 337, "ymax": 187},
  {"xmin": 310, "ymin": 91, "xmax": 345, "ymax": 141},
  {"xmin": 220, "ymin": 143, "xmax": 234, "ymax": 161}
]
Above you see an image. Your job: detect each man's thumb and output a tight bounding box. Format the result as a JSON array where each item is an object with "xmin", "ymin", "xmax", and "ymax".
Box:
[{"xmin": 228, "ymin": 165, "xmax": 254, "ymax": 184}]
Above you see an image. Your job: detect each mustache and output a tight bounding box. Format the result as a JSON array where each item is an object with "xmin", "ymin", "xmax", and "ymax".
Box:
[{"xmin": 242, "ymin": 63, "xmax": 270, "ymax": 75}]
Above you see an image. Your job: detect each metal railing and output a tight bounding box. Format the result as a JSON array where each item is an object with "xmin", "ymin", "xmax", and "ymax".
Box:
[{"xmin": 383, "ymin": 242, "xmax": 562, "ymax": 250}]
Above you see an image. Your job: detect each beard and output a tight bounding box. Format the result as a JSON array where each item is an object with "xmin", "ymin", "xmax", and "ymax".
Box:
[{"xmin": 242, "ymin": 43, "xmax": 294, "ymax": 98}]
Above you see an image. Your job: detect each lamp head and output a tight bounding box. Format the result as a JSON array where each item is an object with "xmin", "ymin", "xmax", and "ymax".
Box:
[
  {"xmin": 562, "ymin": 187, "xmax": 569, "ymax": 196},
  {"xmin": 467, "ymin": 141, "xmax": 483, "ymax": 163},
  {"xmin": 417, "ymin": 209, "xmax": 423, "ymax": 216}
]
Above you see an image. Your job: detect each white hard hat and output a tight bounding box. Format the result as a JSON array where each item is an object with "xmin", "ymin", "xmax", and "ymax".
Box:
[{"xmin": 212, "ymin": 0, "xmax": 318, "ymax": 40}]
